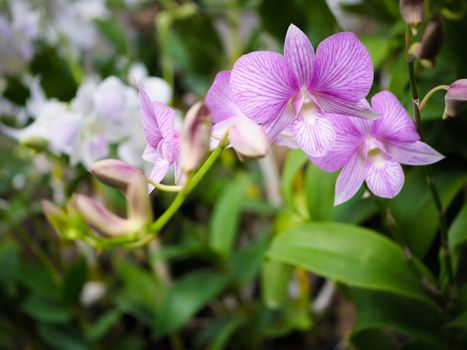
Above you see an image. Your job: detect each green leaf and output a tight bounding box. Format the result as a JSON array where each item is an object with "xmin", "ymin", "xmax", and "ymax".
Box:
[
  {"xmin": 37, "ymin": 323, "xmax": 92, "ymax": 350},
  {"xmin": 261, "ymin": 258, "xmax": 293, "ymax": 309},
  {"xmin": 305, "ymin": 164, "xmax": 337, "ymax": 221},
  {"xmin": 352, "ymin": 289, "xmax": 441, "ymax": 346},
  {"xmin": 331, "ymin": 187, "xmax": 376, "ymax": 224},
  {"xmin": 448, "ymin": 310, "xmax": 467, "ymax": 329},
  {"xmin": 281, "ymin": 149, "xmax": 307, "ymax": 209},
  {"xmin": 88, "ymin": 309, "xmax": 122, "ymax": 341},
  {"xmin": 209, "ymin": 174, "xmax": 250, "ymax": 256},
  {"xmin": 228, "ymin": 234, "xmax": 270, "ymax": 286},
  {"xmin": 17, "ymin": 262, "xmax": 61, "ymax": 299},
  {"xmin": 351, "ymin": 329, "xmax": 398, "ymax": 350},
  {"xmin": 449, "ymin": 204, "xmax": 467, "ymax": 274},
  {"xmin": 154, "ymin": 270, "xmax": 229, "ymax": 336},
  {"xmin": 21, "ymin": 295, "xmax": 72, "ymax": 323},
  {"xmin": 197, "ymin": 313, "xmax": 246, "ymax": 350},
  {"xmin": 95, "ymin": 19, "xmax": 129, "ymax": 54},
  {"xmin": 390, "ymin": 168, "xmax": 467, "ymax": 257},
  {"xmin": 267, "ymin": 222, "xmax": 435, "ymax": 306},
  {"xmin": 63, "ymin": 257, "xmax": 87, "ymax": 304}
]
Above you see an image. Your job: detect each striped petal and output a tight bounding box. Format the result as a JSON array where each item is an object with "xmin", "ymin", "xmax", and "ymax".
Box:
[
  {"xmin": 284, "ymin": 24, "xmax": 314, "ymax": 88},
  {"xmin": 335, "ymin": 151, "xmax": 366, "ymax": 205}
]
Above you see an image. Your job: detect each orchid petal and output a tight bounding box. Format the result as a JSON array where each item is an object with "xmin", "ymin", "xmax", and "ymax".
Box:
[
  {"xmin": 310, "ymin": 32, "xmax": 373, "ymax": 101},
  {"xmin": 147, "ymin": 158, "xmax": 170, "ymax": 192},
  {"xmin": 284, "ymin": 24, "xmax": 314, "ymax": 87},
  {"xmin": 313, "ymin": 94, "xmax": 378, "ymax": 119},
  {"xmin": 386, "ymin": 140, "xmax": 444, "ymax": 165},
  {"xmin": 229, "ymin": 116, "xmax": 269, "ymax": 158},
  {"xmin": 262, "ymin": 102, "xmax": 296, "ymax": 140},
  {"xmin": 206, "ymin": 70, "xmax": 243, "ymax": 123},
  {"xmin": 231, "ymin": 51, "xmax": 298, "ymax": 123},
  {"xmin": 292, "ymin": 114, "xmax": 335, "ymax": 157},
  {"xmin": 139, "ymin": 89, "xmax": 162, "ymax": 148},
  {"xmin": 371, "ymin": 91, "xmax": 419, "ymax": 142},
  {"xmin": 335, "ymin": 152, "xmax": 366, "ymax": 205},
  {"xmin": 311, "ymin": 115, "xmax": 362, "ymax": 172},
  {"xmin": 366, "ymin": 156, "xmax": 404, "ymax": 198}
]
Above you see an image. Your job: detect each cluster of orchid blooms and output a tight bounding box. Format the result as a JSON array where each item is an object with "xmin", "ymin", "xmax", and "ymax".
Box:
[{"xmin": 139, "ymin": 24, "xmax": 451, "ymax": 206}]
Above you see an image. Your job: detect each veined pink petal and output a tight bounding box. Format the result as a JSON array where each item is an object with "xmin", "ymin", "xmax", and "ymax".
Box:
[
  {"xmin": 292, "ymin": 114, "xmax": 335, "ymax": 157},
  {"xmin": 335, "ymin": 151, "xmax": 366, "ymax": 205},
  {"xmin": 231, "ymin": 51, "xmax": 298, "ymax": 123},
  {"xmin": 262, "ymin": 102, "xmax": 296, "ymax": 140},
  {"xmin": 365, "ymin": 155, "xmax": 404, "ymax": 198},
  {"xmin": 139, "ymin": 89, "xmax": 162, "ymax": 148},
  {"xmin": 206, "ymin": 70, "xmax": 243, "ymax": 123},
  {"xmin": 284, "ymin": 24, "xmax": 314, "ymax": 88},
  {"xmin": 310, "ymin": 32, "xmax": 373, "ymax": 101},
  {"xmin": 386, "ymin": 140, "xmax": 444, "ymax": 165},
  {"xmin": 148, "ymin": 158, "xmax": 170, "ymax": 192},
  {"xmin": 313, "ymin": 94, "xmax": 378, "ymax": 119},
  {"xmin": 275, "ymin": 126, "xmax": 299, "ymax": 148},
  {"xmin": 311, "ymin": 115, "xmax": 363, "ymax": 172},
  {"xmin": 371, "ymin": 91, "xmax": 419, "ymax": 142}
]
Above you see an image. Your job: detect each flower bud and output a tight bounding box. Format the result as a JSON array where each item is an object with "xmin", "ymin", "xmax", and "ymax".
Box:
[
  {"xmin": 42, "ymin": 200, "xmax": 68, "ymax": 233},
  {"xmin": 411, "ymin": 18, "xmax": 444, "ymax": 65},
  {"xmin": 443, "ymin": 79, "xmax": 467, "ymax": 119},
  {"xmin": 400, "ymin": 0, "xmax": 424, "ymax": 31},
  {"xmin": 72, "ymin": 194, "xmax": 134, "ymax": 236},
  {"xmin": 229, "ymin": 117, "xmax": 269, "ymax": 161},
  {"xmin": 91, "ymin": 159, "xmax": 144, "ymax": 192},
  {"xmin": 180, "ymin": 101, "xmax": 211, "ymax": 172},
  {"xmin": 126, "ymin": 173, "xmax": 153, "ymax": 226}
]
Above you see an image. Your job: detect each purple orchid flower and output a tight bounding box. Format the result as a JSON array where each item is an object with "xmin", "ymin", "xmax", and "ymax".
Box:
[
  {"xmin": 139, "ymin": 89, "xmax": 180, "ymax": 190},
  {"xmin": 206, "ymin": 70, "xmax": 269, "ymax": 159},
  {"xmin": 230, "ymin": 24, "xmax": 376, "ymax": 158},
  {"xmin": 311, "ymin": 91, "xmax": 444, "ymax": 205}
]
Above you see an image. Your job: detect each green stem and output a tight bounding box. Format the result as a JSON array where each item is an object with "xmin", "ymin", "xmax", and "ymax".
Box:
[
  {"xmin": 146, "ymin": 178, "xmax": 182, "ymax": 192},
  {"xmin": 371, "ymin": 194, "xmax": 439, "ymax": 295},
  {"xmin": 405, "ymin": 25, "xmax": 456, "ymax": 299},
  {"xmin": 419, "ymin": 84, "xmax": 449, "ymax": 112}
]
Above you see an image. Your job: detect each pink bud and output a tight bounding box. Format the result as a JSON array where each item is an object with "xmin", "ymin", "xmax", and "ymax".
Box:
[
  {"xmin": 229, "ymin": 117, "xmax": 269, "ymax": 160},
  {"xmin": 400, "ymin": 0, "xmax": 424, "ymax": 28},
  {"xmin": 126, "ymin": 174, "xmax": 153, "ymax": 226},
  {"xmin": 412, "ymin": 18, "xmax": 444, "ymax": 65},
  {"xmin": 180, "ymin": 101, "xmax": 211, "ymax": 172},
  {"xmin": 91, "ymin": 159, "xmax": 144, "ymax": 191},
  {"xmin": 444, "ymin": 79, "xmax": 467, "ymax": 119},
  {"xmin": 72, "ymin": 194, "xmax": 133, "ymax": 236}
]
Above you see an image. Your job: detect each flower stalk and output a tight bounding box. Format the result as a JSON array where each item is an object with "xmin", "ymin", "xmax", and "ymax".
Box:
[{"xmin": 405, "ymin": 25, "xmax": 456, "ymax": 299}]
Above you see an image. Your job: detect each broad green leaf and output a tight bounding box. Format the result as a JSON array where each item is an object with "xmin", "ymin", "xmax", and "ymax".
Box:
[
  {"xmin": 17, "ymin": 262, "xmax": 61, "ymax": 299},
  {"xmin": 281, "ymin": 149, "xmax": 307, "ymax": 209},
  {"xmin": 88, "ymin": 309, "xmax": 122, "ymax": 341},
  {"xmin": 154, "ymin": 270, "xmax": 229, "ymax": 336},
  {"xmin": 267, "ymin": 222, "xmax": 435, "ymax": 306},
  {"xmin": 448, "ymin": 204, "xmax": 467, "ymax": 252},
  {"xmin": 228, "ymin": 234, "xmax": 270, "ymax": 286},
  {"xmin": 331, "ymin": 187, "xmax": 376, "ymax": 224},
  {"xmin": 448, "ymin": 310, "xmax": 467, "ymax": 329},
  {"xmin": 197, "ymin": 313, "xmax": 246, "ymax": 350},
  {"xmin": 209, "ymin": 174, "xmax": 250, "ymax": 256},
  {"xmin": 390, "ymin": 168, "xmax": 467, "ymax": 257},
  {"xmin": 37, "ymin": 323, "xmax": 91, "ymax": 350},
  {"xmin": 305, "ymin": 164, "xmax": 337, "ymax": 221},
  {"xmin": 63, "ymin": 257, "xmax": 87, "ymax": 304},
  {"xmin": 21, "ymin": 295, "xmax": 72, "ymax": 323},
  {"xmin": 261, "ymin": 258, "xmax": 293, "ymax": 309},
  {"xmin": 361, "ymin": 35, "xmax": 390, "ymax": 69},
  {"xmin": 351, "ymin": 329, "xmax": 398, "ymax": 350},
  {"xmin": 352, "ymin": 289, "xmax": 441, "ymax": 346}
]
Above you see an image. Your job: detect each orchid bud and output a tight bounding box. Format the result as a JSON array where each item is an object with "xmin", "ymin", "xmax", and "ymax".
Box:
[
  {"xmin": 411, "ymin": 18, "xmax": 444, "ymax": 66},
  {"xmin": 126, "ymin": 173, "xmax": 153, "ymax": 227},
  {"xmin": 72, "ymin": 194, "xmax": 134, "ymax": 236},
  {"xmin": 91, "ymin": 159, "xmax": 144, "ymax": 192},
  {"xmin": 180, "ymin": 101, "xmax": 211, "ymax": 172},
  {"xmin": 400, "ymin": 0, "xmax": 424, "ymax": 32},
  {"xmin": 229, "ymin": 117, "xmax": 269, "ymax": 161},
  {"xmin": 443, "ymin": 79, "xmax": 467, "ymax": 119},
  {"xmin": 42, "ymin": 200, "xmax": 68, "ymax": 233}
]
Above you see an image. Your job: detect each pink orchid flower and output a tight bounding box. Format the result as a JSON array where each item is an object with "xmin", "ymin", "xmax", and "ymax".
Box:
[
  {"xmin": 139, "ymin": 89, "xmax": 180, "ymax": 190},
  {"xmin": 312, "ymin": 91, "xmax": 444, "ymax": 205},
  {"xmin": 206, "ymin": 70, "xmax": 269, "ymax": 159},
  {"xmin": 230, "ymin": 24, "xmax": 376, "ymax": 158}
]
